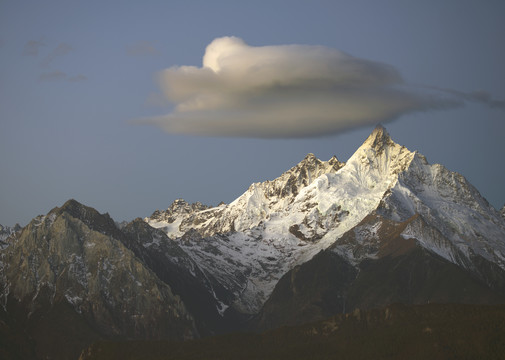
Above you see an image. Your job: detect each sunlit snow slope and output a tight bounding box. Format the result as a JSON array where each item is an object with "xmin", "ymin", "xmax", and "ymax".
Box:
[{"xmin": 146, "ymin": 125, "xmax": 505, "ymax": 314}]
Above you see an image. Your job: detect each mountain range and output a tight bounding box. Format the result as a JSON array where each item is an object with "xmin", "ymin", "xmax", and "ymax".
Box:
[{"xmin": 1, "ymin": 125, "xmax": 504, "ymax": 359}]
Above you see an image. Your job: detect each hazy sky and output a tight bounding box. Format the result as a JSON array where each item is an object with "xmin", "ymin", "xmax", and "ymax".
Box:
[{"xmin": 1, "ymin": 0, "xmax": 504, "ymax": 226}]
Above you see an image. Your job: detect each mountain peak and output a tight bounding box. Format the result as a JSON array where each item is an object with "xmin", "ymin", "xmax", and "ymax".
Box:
[
  {"xmin": 59, "ymin": 198, "xmax": 86, "ymax": 212},
  {"xmin": 343, "ymin": 124, "xmax": 415, "ymax": 188},
  {"xmin": 373, "ymin": 123, "xmax": 386, "ymax": 132},
  {"xmin": 148, "ymin": 199, "xmax": 210, "ymax": 223},
  {"xmin": 50, "ymin": 199, "xmax": 121, "ymax": 238},
  {"xmin": 53, "ymin": 199, "xmax": 103, "ymax": 219},
  {"xmin": 297, "ymin": 153, "xmax": 343, "ymax": 170},
  {"xmin": 287, "ymin": 153, "xmax": 343, "ymax": 183},
  {"xmin": 327, "ymin": 155, "xmax": 341, "ymax": 169},
  {"xmin": 362, "ymin": 124, "xmax": 394, "ymax": 150},
  {"xmin": 371, "ymin": 123, "xmax": 389, "ymax": 139},
  {"xmin": 303, "ymin": 153, "xmax": 317, "ymax": 161}
]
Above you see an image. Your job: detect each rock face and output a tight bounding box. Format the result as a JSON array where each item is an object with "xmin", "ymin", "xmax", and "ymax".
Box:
[
  {"xmin": 0, "ymin": 223, "xmax": 21, "ymax": 247},
  {"xmin": 0, "ymin": 200, "xmax": 197, "ymax": 359},
  {"xmin": 120, "ymin": 218, "xmax": 239, "ymax": 335}
]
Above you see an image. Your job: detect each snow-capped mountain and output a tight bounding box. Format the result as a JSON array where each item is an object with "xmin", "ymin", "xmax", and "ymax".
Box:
[
  {"xmin": 2, "ymin": 125, "xmax": 505, "ymax": 359},
  {"xmin": 146, "ymin": 152, "xmax": 349, "ymax": 313},
  {"xmin": 146, "ymin": 125, "xmax": 505, "ymax": 315}
]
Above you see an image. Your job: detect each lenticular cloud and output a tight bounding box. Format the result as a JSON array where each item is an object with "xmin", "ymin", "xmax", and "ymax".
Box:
[{"xmin": 142, "ymin": 36, "xmax": 458, "ymax": 138}]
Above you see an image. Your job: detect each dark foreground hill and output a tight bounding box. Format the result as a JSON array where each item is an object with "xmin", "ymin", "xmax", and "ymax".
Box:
[{"xmin": 79, "ymin": 303, "xmax": 505, "ymax": 360}]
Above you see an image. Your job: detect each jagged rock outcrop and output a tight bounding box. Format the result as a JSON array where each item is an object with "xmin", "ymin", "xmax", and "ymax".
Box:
[
  {"xmin": 0, "ymin": 223, "xmax": 21, "ymax": 248},
  {"xmin": 148, "ymin": 199, "xmax": 210, "ymax": 224}
]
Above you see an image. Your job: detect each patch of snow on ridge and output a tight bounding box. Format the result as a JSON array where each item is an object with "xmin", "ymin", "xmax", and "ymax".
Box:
[{"xmin": 147, "ymin": 218, "xmax": 184, "ymax": 239}]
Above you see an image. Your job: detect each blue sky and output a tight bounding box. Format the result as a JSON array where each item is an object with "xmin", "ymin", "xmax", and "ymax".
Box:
[{"xmin": 1, "ymin": 0, "xmax": 504, "ymax": 226}]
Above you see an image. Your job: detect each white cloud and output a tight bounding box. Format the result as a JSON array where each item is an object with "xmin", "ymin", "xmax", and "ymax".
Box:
[{"xmin": 141, "ymin": 37, "xmax": 463, "ymax": 138}]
